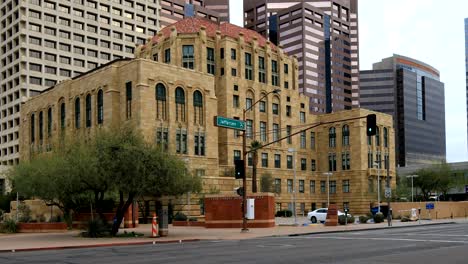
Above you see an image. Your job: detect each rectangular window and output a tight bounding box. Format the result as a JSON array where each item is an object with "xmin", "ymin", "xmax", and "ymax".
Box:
[
  {"xmin": 274, "ymin": 178, "xmax": 281, "ymax": 194},
  {"xmin": 287, "ymin": 179, "xmax": 293, "ymax": 193},
  {"xmin": 273, "ymin": 123, "xmax": 279, "ymax": 141},
  {"xmin": 310, "ymin": 180, "xmax": 315, "ymax": 194},
  {"xmin": 287, "ymin": 155, "xmax": 293, "ymax": 169},
  {"xmin": 272, "ymin": 103, "xmax": 279, "ymax": 115},
  {"xmin": 246, "ymin": 119, "xmax": 253, "ymax": 139},
  {"xmin": 320, "ymin": 181, "xmax": 326, "ymax": 193},
  {"xmin": 233, "ymin": 95, "xmax": 239, "ymax": 108},
  {"xmin": 126, "ymin": 81, "xmax": 132, "ymax": 119},
  {"xmin": 300, "ymin": 111, "xmax": 306, "ymax": 123},
  {"xmin": 328, "ymin": 153, "xmax": 337, "ymax": 171},
  {"xmin": 300, "ymin": 131, "xmax": 306, "ymax": 149},
  {"xmin": 330, "ymin": 181, "xmax": 336, "ymax": 194},
  {"xmin": 233, "ymin": 150, "xmax": 241, "ymax": 160},
  {"xmin": 310, "ymin": 132, "xmax": 316, "ymax": 149},
  {"xmin": 247, "ymin": 153, "xmax": 253, "ymax": 166},
  {"xmin": 246, "ymin": 98, "xmax": 252, "ymax": 110},
  {"xmin": 245, "ymin": 53, "xmax": 253, "ymax": 80},
  {"xmin": 260, "ymin": 121, "xmax": 267, "ymax": 141},
  {"xmin": 220, "ymin": 48, "xmax": 224, "ymax": 59},
  {"xmin": 207, "ymin": 47, "xmax": 215, "ymax": 74},
  {"xmin": 176, "ymin": 129, "xmax": 187, "ymax": 154},
  {"xmin": 231, "ymin": 68, "xmax": 237, "ymax": 76},
  {"xmin": 156, "ymin": 128, "xmax": 169, "ymax": 150},
  {"xmin": 259, "ymin": 101, "xmax": 266, "ymax": 112},
  {"xmin": 300, "ymin": 158, "xmax": 306, "ymax": 171},
  {"xmin": 194, "ymin": 132, "xmax": 205, "ymax": 156},
  {"xmin": 343, "ymin": 180, "xmax": 350, "ymax": 193},
  {"xmin": 164, "ymin": 48, "xmax": 171, "ymax": 63},
  {"xmin": 299, "ymin": 180, "xmax": 304, "ymax": 193},
  {"xmin": 261, "ymin": 153, "xmax": 268, "ymax": 167},
  {"xmin": 311, "ymin": 159, "xmax": 316, "ymax": 171},
  {"xmin": 284, "ymin": 63, "xmax": 289, "ymax": 74},
  {"xmin": 182, "ymin": 45, "xmax": 194, "ymax": 69},
  {"xmin": 271, "ymin": 60, "xmax": 279, "ymax": 86},
  {"xmin": 286, "ymin": 125, "xmax": 292, "ymax": 144},
  {"xmin": 274, "ymin": 154, "xmax": 281, "ymax": 168},
  {"xmin": 231, "ymin": 48, "xmax": 236, "ymax": 60},
  {"xmin": 258, "ymin": 56, "xmax": 266, "ymax": 83}
]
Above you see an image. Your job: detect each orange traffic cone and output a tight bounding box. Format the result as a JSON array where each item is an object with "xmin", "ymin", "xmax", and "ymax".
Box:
[{"xmin": 151, "ymin": 213, "xmax": 159, "ymax": 238}]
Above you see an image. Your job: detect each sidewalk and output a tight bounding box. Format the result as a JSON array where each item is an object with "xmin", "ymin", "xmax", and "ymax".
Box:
[{"xmin": 0, "ymin": 217, "xmax": 466, "ymax": 252}]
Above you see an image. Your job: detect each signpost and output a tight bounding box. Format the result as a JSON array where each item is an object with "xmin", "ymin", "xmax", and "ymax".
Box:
[
  {"xmin": 214, "ymin": 116, "xmax": 245, "ymax": 130},
  {"xmin": 384, "ymin": 187, "xmax": 391, "ymax": 198}
]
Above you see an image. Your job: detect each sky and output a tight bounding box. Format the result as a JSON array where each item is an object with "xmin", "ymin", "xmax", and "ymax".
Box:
[{"xmin": 228, "ymin": 0, "xmax": 468, "ymax": 162}]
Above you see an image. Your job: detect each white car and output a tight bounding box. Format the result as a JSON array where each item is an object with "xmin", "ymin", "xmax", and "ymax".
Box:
[{"xmin": 307, "ymin": 208, "xmax": 352, "ymax": 223}]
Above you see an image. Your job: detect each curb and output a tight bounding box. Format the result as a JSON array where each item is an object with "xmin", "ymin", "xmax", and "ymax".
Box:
[
  {"xmin": 285, "ymin": 221, "xmax": 457, "ymax": 237},
  {"xmin": 0, "ymin": 238, "xmax": 201, "ymax": 253}
]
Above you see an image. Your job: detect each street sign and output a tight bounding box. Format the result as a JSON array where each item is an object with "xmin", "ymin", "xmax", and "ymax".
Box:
[
  {"xmin": 214, "ymin": 116, "xmax": 245, "ymax": 130},
  {"xmin": 426, "ymin": 203, "xmax": 434, "ymax": 210},
  {"xmin": 384, "ymin": 187, "xmax": 392, "ymax": 198}
]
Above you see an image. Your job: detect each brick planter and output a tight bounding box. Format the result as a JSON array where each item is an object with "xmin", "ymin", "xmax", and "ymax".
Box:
[
  {"xmin": 17, "ymin": 222, "xmax": 68, "ymax": 233},
  {"xmin": 172, "ymin": 221, "xmax": 205, "ymax": 227}
]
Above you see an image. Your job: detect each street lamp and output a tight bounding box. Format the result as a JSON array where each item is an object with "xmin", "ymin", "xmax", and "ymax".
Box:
[
  {"xmin": 374, "ymin": 160, "xmax": 381, "ymax": 213},
  {"xmin": 241, "ymin": 89, "xmax": 280, "ymax": 232},
  {"xmin": 323, "ymin": 172, "xmax": 333, "ymax": 207},
  {"xmin": 288, "ymin": 148, "xmax": 297, "ymax": 226},
  {"xmin": 406, "ymin": 175, "xmax": 418, "ymax": 202}
]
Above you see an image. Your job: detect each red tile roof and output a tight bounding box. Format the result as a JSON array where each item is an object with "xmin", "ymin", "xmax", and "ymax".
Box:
[{"xmin": 148, "ymin": 17, "xmax": 278, "ymax": 51}]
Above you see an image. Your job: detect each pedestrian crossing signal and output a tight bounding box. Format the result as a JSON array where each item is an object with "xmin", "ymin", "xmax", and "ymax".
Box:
[{"xmin": 234, "ymin": 159, "xmax": 245, "ymax": 179}]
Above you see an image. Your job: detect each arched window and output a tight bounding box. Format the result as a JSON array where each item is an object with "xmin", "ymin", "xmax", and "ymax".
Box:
[
  {"xmin": 175, "ymin": 87, "xmax": 185, "ymax": 122},
  {"xmin": 328, "ymin": 127, "xmax": 336, "ymax": 147},
  {"xmin": 193, "ymin": 90, "xmax": 203, "ymax": 124},
  {"xmin": 342, "ymin": 124, "xmax": 350, "ymax": 146},
  {"xmin": 155, "ymin": 83, "xmax": 167, "ymax": 120},
  {"xmin": 85, "ymin": 94, "xmax": 91, "ymax": 127},
  {"xmin": 97, "ymin": 89, "xmax": 103, "ymax": 124},
  {"xmin": 39, "ymin": 111, "xmax": 43, "ymax": 141},
  {"xmin": 75, "ymin": 97, "xmax": 81, "ymax": 129},
  {"xmin": 383, "ymin": 127, "xmax": 388, "ymax": 148},
  {"xmin": 60, "ymin": 102, "xmax": 66, "ymax": 131},
  {"xmin": 375, "ymin": 127, "xmax": 380, "ymax": 146},
  {"xmin": 47, "ymin": 107, "xmax": 52, "ymax": 138},
  {"xmin": 30, "ymin": 113, "xmax": 35, "ymax": 143}
]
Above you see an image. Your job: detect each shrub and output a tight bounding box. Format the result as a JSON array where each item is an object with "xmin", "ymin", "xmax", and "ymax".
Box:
[
  {"xmin": 83, "ymin": 219, "xmax": 110, "ymax": 238},
  {"xmin": 374, "ymin": 212, "xmax": 385, "ymax": 223},
  {"xmin": 338, "ymin": 215, "xmax": 355, "ymax": 225},
  {"xmin": 400, "ymin": 216, "xmax": 410, "ymax": 222},
  {"xmin": 17, "ymin": 202, "xmax": 32, "ymax": 223},
  {"xmin": 173, "ymin": 212, "xmax": 188, "ymax": 221},
  {"xmin": 1, "ymin": 219, "xmax": 18, "ymax": 233},
  {"xmin": 359, "ymin": 215, "xmax": 369, "ymax": 224},
  {"xmin": 275, "ymin": 210, "xmax": 292, "ymax": 217}
]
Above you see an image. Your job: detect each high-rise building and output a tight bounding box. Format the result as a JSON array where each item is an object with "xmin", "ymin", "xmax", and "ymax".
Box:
[
  {"xmin": 243, "ymin": 0, "xmax": 359, "ymax": 113},
  {"xmin": 360, "ymin": 54, "xmax": 446, "ymax": 167},
  {"xmin": 465, "ymin": 18, "xmax": 468, "ymax": 151},
  {"xmin": 0, "ymin": 0, "xmax": 225, "ymax": 167}
]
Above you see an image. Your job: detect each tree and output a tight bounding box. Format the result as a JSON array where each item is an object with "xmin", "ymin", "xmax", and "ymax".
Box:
[
  {"xmin": 413, "ymin": 162, "xmax": 453, "ymax": 201},
  {"xmin": 10, "ymin": 125, "xmax": 201, "ymax": 235},
  {"xmin": 250, "ymin": 140, "xmax": 262, "ymax": 193},
  {"xmin": 260, "ymin": 173, "xmax": 273, "ymax": 192}
]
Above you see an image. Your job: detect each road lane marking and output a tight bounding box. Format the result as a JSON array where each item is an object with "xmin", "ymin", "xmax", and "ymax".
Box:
[{"xmin": 304, "ymin": 236, "xmax": 467, "ymax": 244}]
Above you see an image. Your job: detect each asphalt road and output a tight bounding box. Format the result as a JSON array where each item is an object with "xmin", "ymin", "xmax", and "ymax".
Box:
[{"xmin": 1, "ymin": 223, "xmax": 467, "ymax": 264}]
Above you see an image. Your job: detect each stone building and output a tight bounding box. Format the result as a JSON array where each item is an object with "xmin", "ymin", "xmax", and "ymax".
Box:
[{"xmin": 19, "ymin": 18, "xmax": 395, "ymax": 215}]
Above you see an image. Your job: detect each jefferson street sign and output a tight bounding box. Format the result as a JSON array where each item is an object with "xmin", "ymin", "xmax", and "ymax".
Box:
[{"xmin": 214, "ymin": 116, "xmax": 245, "ymax": 130}]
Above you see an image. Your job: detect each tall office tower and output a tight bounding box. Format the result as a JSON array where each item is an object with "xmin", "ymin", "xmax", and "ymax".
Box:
[
  {"xmin": 360, "ymin": 54, "xmax": 446, "ymax": 167},
  {"xmin": 243, "ymin": 0, "xmax": 359, "ymax": 113},
  {"xmin": 465, "ymin": 18, "xmax": 468, "ymax": 151},
  {"xmin": 0, "ymin": 0, "xmax": 223, "ymax": 167}
]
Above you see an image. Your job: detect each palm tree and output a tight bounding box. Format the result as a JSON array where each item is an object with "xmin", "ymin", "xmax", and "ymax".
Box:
[{"xmin": 250, "ymin": 140, "xmax": 262, "ymax": 193}]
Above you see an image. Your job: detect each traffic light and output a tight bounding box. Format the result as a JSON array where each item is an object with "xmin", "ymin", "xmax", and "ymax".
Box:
[
  {"xmin": 234, "ymin": 159, "xmax": 245, "ymax": 179},
  {"xmin": 366, "ymin": 114, "xmax": 377, "ymax": 136}
]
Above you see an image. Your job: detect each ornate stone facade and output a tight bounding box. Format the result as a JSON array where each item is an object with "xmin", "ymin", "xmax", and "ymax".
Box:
[{"xmin": 19, "ymin": 18, "xmax": 395, "ymax": 215}]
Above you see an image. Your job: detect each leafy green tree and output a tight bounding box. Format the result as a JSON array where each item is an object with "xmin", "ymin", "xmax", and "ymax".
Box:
[
  {"xmin": 413, "ymin": 162, "xmax": 453, "ymax": 201},
  {"xmin": 250, "ymin": 140, "xmax": 262, "ymax": 193},
  {"xmin": 260, "ymin": 173, "xmax": 273, "ymax": 192}
]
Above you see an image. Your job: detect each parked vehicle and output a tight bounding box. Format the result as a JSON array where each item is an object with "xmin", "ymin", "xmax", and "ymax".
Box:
[{"xmin": 307, "ymin": 208, "xmax": 352, "ymax": 223}]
